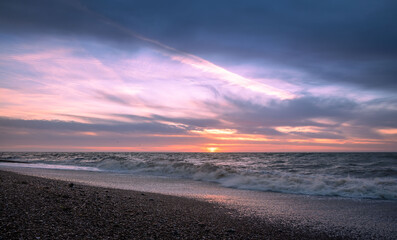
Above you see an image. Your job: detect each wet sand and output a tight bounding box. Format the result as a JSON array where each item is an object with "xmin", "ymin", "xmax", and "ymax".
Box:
[{"xmin": 1, "ymin": 169, "xmax": 396, "ymax": 239}]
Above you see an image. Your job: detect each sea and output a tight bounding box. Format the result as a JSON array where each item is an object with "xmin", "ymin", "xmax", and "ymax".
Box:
[{"xmin": 0, "ymin": 152, "xmax": 396, "ymax": 200}]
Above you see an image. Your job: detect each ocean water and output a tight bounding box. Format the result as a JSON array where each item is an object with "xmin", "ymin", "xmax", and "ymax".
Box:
[{"xmin": 1, "ymin": 152, "xmax": 396, "ymax": 200}]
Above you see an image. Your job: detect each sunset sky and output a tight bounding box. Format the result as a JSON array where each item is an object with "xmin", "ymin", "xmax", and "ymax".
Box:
[{"xmin": 1, "ymin": 0, "xmax": 397, "ymax": 152}]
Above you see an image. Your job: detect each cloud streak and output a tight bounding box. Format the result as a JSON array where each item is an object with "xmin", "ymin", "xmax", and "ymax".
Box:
[{"xmin": 0, "ymin": 0, "xmax": 396, "ymax": 151}]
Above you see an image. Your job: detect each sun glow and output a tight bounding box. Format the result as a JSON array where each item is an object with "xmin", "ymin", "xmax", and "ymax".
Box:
[{"xmin": 207, "ymin": 147, "xmax": 218, "ymax": 152}]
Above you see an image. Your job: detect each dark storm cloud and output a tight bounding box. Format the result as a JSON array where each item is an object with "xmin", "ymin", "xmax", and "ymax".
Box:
[{"xmin": 1, "ymin": 0, "xmax": 396, "ymax": 90}]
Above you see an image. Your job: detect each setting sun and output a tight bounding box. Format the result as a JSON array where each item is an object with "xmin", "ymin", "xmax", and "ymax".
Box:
[
  {"xmin": 207, "ymin": 147, "xmax": 218, "ymax": 153},
  {"xmin": 0, "ymin": 0, "xmax": 395, "ymax": 154}
]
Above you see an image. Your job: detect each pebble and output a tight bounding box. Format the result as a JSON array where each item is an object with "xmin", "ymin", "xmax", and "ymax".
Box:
[{"xmin": 1, "ymin": 170, "xmax": 372, "ymax": 240}]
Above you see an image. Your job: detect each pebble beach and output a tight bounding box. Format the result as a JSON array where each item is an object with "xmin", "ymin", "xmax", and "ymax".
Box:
[{"xmin": 0, "ymin": 170, "xmax": 354, "ymax": 240}]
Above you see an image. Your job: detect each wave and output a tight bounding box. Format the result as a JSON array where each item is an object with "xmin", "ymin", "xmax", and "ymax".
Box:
[
  {"xmin": 144, "ymin": 162, "xmax": 396, "ymax": 200},
  {"xmin": 2, "ymin": 152, "xmax": 396, "ymax": 200}
]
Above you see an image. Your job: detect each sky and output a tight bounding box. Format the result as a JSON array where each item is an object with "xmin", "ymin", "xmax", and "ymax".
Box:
[{"xmin": 0, "ymin": 0, "xmax": 397, "ymax": 152}]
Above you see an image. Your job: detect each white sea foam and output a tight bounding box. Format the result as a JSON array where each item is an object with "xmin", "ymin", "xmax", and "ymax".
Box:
[
  {"xmin": 0, "ymin": 162, "xmax": 101, "ymax": 172},
  {"xmin": 1, "ymin": 152, "xmax": 396, "ymax": 200}
]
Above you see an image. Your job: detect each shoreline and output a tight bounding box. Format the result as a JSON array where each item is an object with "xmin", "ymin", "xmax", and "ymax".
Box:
[{"xmin": 0, "ymin": 170, "xmax": 357, "ymax": 240}]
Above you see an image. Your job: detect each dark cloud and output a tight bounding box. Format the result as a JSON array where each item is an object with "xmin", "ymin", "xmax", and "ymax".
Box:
[
  {"xmin": 2, "ymin": 0, "xmax": 396, "ymax": 151},
  {"xmin": 227, "ymin": 127, "xmax": 284, "ymax": 136},
  {"xmin": 0, "ymin": 128, "xmax": 207, "ymax": 150},
  {"xmin": 115, "ymin": 114, "xmax": 153, "ymax": 122},
  {"xmin": 1, "ymin": 0, "xmax": 396, "ymax": 91},
  {"xmin": 80, "ymin": 0, "xmax": 397, "ymax": 90},
  {"xmin": 0, "ymin": 0, "xmax": 147, "ymax": 50},
  {"xmin": 0, "ymin": 117, "xmax": 211, "ymax": 150},
  {"xmin": 0, "ymin": 117, "xmax": 185, "ymax": 134},
  {"xmin": 353, "ymin": 107, "xmax": 397, "ymax": 128},
  {"xmin": 293, "ymin": 132, "xmax": 346, "ymax": 140},
  {"xmin": 1, "ymin": 0, "xmax": 396, "ymax": 92},
  {"xmin": 222, "ymin": 96, "xmax": 357, "ymax": 128},
  {"xmin": 213, "ymin": 95, "xmax": 397, "ymax": 138}
]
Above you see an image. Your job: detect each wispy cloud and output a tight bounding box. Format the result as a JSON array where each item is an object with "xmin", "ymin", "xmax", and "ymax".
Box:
[{"xmin": 0, "ymin": 0, "xmax": 396, "ymax": 151}]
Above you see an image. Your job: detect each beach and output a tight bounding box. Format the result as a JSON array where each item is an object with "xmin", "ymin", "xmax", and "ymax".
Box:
[
  {"xmin": 1, "ymin": 152, "xmax": 396, "ymax": 240},
  {"xmin": 0, "ymin": 170, "xmax": 332, "ymax": 239},
  {"xmin": 2, "ymin": 0, "xmax": 396, "ymax": 238},
  {"xmin": 1, "ymin": 168, "xmax": 396, "ymax": 240}
]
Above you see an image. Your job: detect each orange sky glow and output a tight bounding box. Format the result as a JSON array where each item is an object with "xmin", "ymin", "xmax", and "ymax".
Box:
[{"xmin": 1, "ymin": 1, "xmax": 396, "ymax": 152}]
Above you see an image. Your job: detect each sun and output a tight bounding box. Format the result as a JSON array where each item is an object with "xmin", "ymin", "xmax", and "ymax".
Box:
[{"xmin": 207, "ymin": 147, "xmax": 218, "ymax": 153}]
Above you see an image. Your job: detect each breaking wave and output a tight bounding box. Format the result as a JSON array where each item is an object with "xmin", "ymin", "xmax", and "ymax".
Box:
[{"xmin": 1, "ymin": 152, "xmax": 396, "ymax": 200}]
